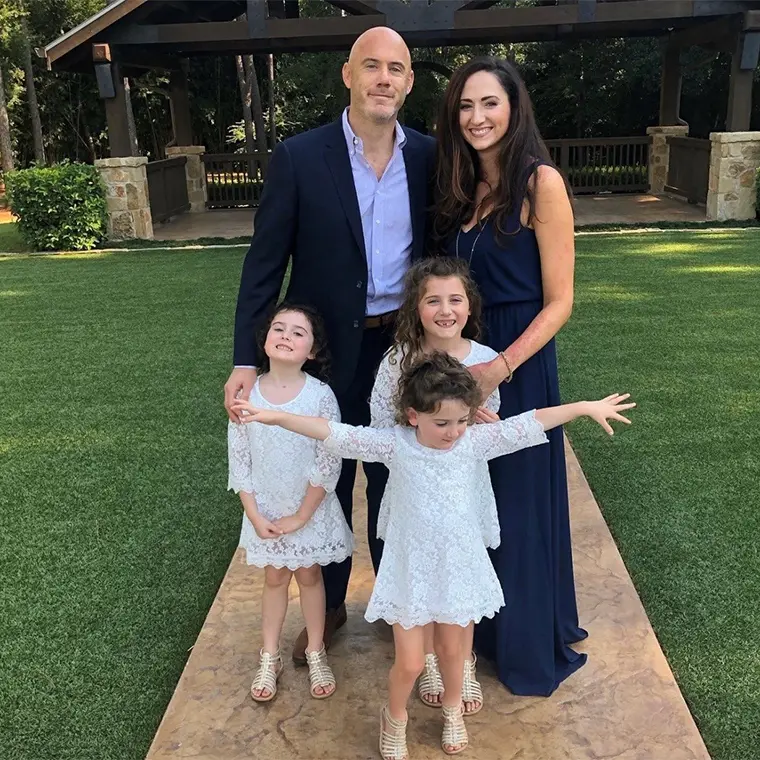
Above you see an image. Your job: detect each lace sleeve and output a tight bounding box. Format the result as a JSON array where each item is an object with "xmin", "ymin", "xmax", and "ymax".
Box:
[
  {"xmin": 470, "ymin": 410, "xmax": 548, "ymax": 461},
  {"xmin": 307, "ymin": 387, "xmax": 343, "ymax": 492},
  {"xmin": 227, "ymin": 421, "xmax": 254, "ymax": 493},
  {"xmin": 370, "ymin": 352, "xmax": 399, "ymax": 428},
  {"xmin": 484, "ymin": 387, "xmax": 501, "ymax": 414},
  {"xmin": 323, "ymin": 422, "xmax": 395, "ymax": 465}
]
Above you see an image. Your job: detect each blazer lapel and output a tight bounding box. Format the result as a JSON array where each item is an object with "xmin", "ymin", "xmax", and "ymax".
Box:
[
  {"xmin": 402, "ymin": 138, "xmax": 427, "ymax": 260},
  {"xmin": 324, "ymin": 122, "xmax": 366, "ymax": 260}
]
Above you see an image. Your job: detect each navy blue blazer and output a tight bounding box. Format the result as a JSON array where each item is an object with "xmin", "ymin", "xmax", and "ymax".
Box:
[{"xmin": 233, "ymin": 118, "xmax": 436, "ymax": 394}]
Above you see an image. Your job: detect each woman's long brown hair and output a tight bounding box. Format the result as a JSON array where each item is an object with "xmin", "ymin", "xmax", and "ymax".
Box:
[{"xmin": 432, "ymin": 57, "xmax": 568, "ymax": 247}]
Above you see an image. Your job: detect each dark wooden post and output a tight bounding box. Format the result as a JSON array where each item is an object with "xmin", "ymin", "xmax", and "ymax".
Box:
[
  {"xmin": 169, "ymin": 62, "xmax": 193, "ymax": 146},
  {"xmin": 659, "ymin": 40, "xmax": 683, "ymax": 126},
  {"xmin": 726, "ymin": 31, "xmax": 759, "ymax": 131},
  {"xmin": 93, "ymin": 45, "xmax": 134, "ymax": 158}
]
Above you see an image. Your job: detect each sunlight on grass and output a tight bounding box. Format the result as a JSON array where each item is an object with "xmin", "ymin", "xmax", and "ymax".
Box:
[
  {"xmin": 581, "ymin": 284, "xmax": 653, "ymax": 302},
  {"xmin": 0, "ymin": 290, "xmax": 29, "ymax": 297},
  {"xmin": 674, "ymin": 264, "xmax": 760, "ymax": 275}
]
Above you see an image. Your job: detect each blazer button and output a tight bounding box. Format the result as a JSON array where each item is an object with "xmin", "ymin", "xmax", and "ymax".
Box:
[
  {"xmin": 353, "ymin": 320, "xmax": 359, "ymax": 328},
  {"xmin": 356, "ymin": 280, "xmax": 363, "ymax": 288}
]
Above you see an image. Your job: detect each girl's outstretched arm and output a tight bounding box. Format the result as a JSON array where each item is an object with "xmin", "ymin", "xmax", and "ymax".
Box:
[
  {"xmin": 230, "ymin": 399, "xmax": 331, "ymax": 440},
  {"xmin": 535, "ymin": 393, "xmax": 635, "ymax": 436}
]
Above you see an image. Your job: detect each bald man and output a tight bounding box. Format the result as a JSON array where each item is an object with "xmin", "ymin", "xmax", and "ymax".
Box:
[{"xmin": 224, "ymin": 28, "xmax": 436, "ymax": 664}]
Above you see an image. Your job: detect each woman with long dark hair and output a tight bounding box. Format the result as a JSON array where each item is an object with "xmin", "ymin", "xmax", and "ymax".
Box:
[{"xmin": 432, "ymin": 57, "xmax": 586, "ymax": 698}]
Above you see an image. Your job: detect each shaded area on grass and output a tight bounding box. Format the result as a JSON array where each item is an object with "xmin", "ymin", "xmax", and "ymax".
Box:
[{"xmin": 558, "ymin": 229, "xmax": 760, "ymax": 760}]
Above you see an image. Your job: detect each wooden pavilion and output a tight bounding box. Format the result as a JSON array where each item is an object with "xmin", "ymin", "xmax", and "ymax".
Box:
[{"xmin": 42, "ymin": 1, "xmax": 760, "ymax": 236}]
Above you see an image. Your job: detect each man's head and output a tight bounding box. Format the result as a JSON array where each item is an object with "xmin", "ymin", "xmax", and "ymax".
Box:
[{"xmin": 342, "ymin": 26, "xmax": 413, "ymax": 125}]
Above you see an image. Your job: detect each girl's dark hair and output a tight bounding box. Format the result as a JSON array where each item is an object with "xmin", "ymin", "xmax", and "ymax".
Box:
[
  {"xmin": 389, "ymin": 256, "xmax": 482, "ymax": 374},
  {"xmin": 256, "ymin": 302, "xmax": 331, "ymax": 383},
  {"xmin": 432, "ymin": 56, "xmax": 570, "ymax": 246},
  {"xmin": 395, "ymin": 351, "xmax": 482, "ymax": 426}
]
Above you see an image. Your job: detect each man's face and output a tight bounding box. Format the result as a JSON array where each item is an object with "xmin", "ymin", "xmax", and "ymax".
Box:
[{"xmin": 342, "ymin": 29, "xmax": 413, "ymax": 124}]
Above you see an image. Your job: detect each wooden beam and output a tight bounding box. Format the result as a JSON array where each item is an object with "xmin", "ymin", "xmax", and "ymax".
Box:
[
  {"xmin": 45, "ymin": 0, "xmax": 149, "ymax": 68},
  {"xmin": 726, "ymin": 31, "xmax": 756, "ymax": 131},
  {"xmin": 667, "ymin": 15, "xmax": 742, "ymax": 52},
  {"xmin": 659, "ymin": 41, "xmax": 683, "ymax": 126},
  {"xmin": 169, "ymin": 65, "xmax": 193, "ymax": 146},
  {"xmin": 102, "ymin": 62, "xmax": 135, "ymax": 158},
  {"xmin": 326, "ymin": 0, "xmax": 382, "ymax": 14}
]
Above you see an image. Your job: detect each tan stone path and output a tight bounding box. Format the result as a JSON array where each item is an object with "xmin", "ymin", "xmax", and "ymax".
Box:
[{"xmin": 146, "ymin": 442, "xmax": 711, "ymax": 760}]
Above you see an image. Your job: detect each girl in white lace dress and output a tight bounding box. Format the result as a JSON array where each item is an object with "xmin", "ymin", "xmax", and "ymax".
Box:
[
  {"xmin": 227, "ymin": 304, "xmax": 353, "ymax": 705},
  {"xmin": 231, "ymin": 353, "xmax": 634, "ymax": 758},
  {"xmin": 370, "ymin": 257, "xmax": 502, "ymax": 716}
]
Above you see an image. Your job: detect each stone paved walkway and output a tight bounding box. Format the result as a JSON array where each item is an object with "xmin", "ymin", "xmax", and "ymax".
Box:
[
  {"xmin": 145, "ymin": 440, "xmax": 711, "ymax": 760},
  {"xmin": 151, "ymin": 193, "xmax": 706, "ymax": 242}
]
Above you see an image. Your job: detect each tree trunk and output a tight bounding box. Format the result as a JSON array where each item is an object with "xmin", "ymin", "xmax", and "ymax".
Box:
[
  {"xmin": 20, "ymin": 17, "xmax": 45, "ymax": 165},
  {"xmin": 235, "ymin": 55, "xmax": 256, "ymax": 154},
  {"xmin": 267, "ymin": 54, "xmax": 277, "ymax": 149},
  {"xmin": 0, "ymin": 63, "xmax": 14, "ymax": 173},
  {"xmin": 246, "ymin": 56, "xmax": 268, "ymax": 154}
]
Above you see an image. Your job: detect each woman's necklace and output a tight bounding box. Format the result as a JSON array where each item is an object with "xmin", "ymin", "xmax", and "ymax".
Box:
[{"xmin": 455, "ymin": 220, "xmax": 486, "ymax": 267}]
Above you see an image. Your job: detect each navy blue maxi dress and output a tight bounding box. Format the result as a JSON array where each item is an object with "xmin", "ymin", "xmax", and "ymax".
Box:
[{"xmin": 447, "ymin": 201, "xmax": 587, "ymax": 697}]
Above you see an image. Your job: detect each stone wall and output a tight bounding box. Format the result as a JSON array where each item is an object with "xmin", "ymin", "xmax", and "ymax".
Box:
[
  {"xmin": 94, "ymin": 156, "xmax": 153, "ymax": 240},
  {"xmin": 646, "ymin": 125, "xmax": 689, "ymax": 194},
  {"xmin": 166, "ymin": 145, "xmax": 207, "ymax": 213},
  {"xmin": 706, "ymin": 132, "xmax": 760, "ymax": 221}
]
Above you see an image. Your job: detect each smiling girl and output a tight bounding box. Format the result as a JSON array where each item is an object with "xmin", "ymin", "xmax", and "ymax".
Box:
[{"xmin": 227, "ymin": 303, "xmax": 353, "ymax": 704}]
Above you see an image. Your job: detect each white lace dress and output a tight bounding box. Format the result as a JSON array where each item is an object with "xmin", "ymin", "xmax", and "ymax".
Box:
[
  {"xmin": 370, "ymin": 340, "xmax": 503, "ymax": 548},
  {"xmin": 323, "ymin": 411, "xmax": 548, "ymax": 629},
  {"xmin": 227, "ymin": 374, "xmax": 353, "ymax": 570}
]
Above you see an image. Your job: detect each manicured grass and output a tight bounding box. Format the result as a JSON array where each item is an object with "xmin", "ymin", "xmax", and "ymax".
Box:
[
  {"xmin": 558, "ymin": 229, "xmax": 760, "ymax": 760},
  {"xmin": 0, "ymin": 219, "xmax": 29, "ymax": 252},
  {"xmin": 0, "ymin": 247, "xmax": 246, "ymax": 759},
  {"xmin": 2, "ymin": 232, "xmax": 758, "ymax": 759}
]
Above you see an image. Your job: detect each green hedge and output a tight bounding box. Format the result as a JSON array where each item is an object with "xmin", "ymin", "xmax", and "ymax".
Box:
[{"xmin": 6, "ymin": 163, "xmax": 107, "ymax": 251}]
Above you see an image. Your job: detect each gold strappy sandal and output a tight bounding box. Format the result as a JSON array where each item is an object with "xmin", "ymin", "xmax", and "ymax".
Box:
[
  {"xmin": 250, "ymin": 648, "xmax": 283, "ymax": 703},
  {"xmin": 462, "ymin": 653, "xmax": 483, "ymax": 716},
  {"xmin": 418, "ymin": 652, "xmax": 444, "ymax": 708},
  {"xmin": 305, "ymin": 645, "xmax": 336, "ymax": 699},
  {"xmin": 442, "ymin": 704, "xmax": 469, "ymax": 755},
  {"xmin": 379, "ymin": 704, "xmax": 408, "ymax": 760}
]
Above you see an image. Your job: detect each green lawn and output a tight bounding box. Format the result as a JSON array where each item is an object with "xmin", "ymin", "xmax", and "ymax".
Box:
[
  {"xmin": 0, "ymin": 247, "xmax": 245, "ymax": 760},
  {"xmin": 0, "ymin": 219, "xmax": 29, "ymax": 252},
  {"xmin": 559, "ymin": 229, "xmax": 760, "ymax": 760},
  {"xmin": 1, "ymin": 232, "xmax": 758, "ymax": 760}
]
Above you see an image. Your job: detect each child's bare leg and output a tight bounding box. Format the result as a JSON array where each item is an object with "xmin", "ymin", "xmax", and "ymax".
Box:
[
  {"xmin": 419, "ymin": 623, "xmax": 442, "ymax": 706},
  {"xmin": 294, "ymin": 564, "xmax": 333, "ymax": 697},
  {"xmin": 388, "ymin": 625, "xmax": 426, "ymax": 720},
  {"xmin": 255, "ymin": 565, "xmax": 292, "ymax": 699},
  {"xmin": 462, "ymin": 621, "xmax": 481, "ymax": 714},
  {"xmin": 435, "ymin": 624, "xmax": 468, "ymax": 752}
]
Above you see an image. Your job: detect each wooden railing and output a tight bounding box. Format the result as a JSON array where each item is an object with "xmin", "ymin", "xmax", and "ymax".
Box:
[
  {"xmin": 666, "ymin": 136, "xmax": 710, "ymax": 204},
  {"xmin": 202, "ymin": 152, "xmax": 270, "ymax": 208},
  {"xmin": 545, "ymin": 137, "xmax": 650, "ymax": 194},
  {"xmin": 146, "ymin": 157, "xmax": 189, "ymax": 223}
]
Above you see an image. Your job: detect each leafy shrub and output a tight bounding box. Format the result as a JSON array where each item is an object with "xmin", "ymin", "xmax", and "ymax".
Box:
[{"xmin": 5, "ymin": 163, "xmax": 107, "ymax": 251}]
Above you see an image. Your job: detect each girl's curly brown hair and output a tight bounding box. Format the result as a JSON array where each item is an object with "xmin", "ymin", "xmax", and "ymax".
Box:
[
  {"xmin": 256, "ymin": 302, "xmax": 331, "ymax": 383},
  {"xmin": 389, "ymin": 256, "xmax": 483, "ymax": 375},
  {"xmin": 394, "ymin": 351, "xmax": 482, "ymax": 426}
]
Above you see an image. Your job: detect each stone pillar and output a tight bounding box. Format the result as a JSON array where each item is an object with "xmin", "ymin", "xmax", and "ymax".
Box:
[
  {"xmin": 166, "ymin": 145, "xmax": 207, "ymax": 213},
  {"xmin": 94, "ymin": 156, "xmax": 154, "ymax": 241},
  {"xmin": 706, "ymin": 131, "xmax": 760, "ymax": 221},
  {"xmin": 646, "ymin": 125, "xmax": 689, "ymax": 194}
]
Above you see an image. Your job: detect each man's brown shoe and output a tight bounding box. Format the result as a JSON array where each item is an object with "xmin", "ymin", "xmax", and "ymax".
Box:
[{"xmin": 292, "ymin": 603, "xmax": 348, "ymax": 665}]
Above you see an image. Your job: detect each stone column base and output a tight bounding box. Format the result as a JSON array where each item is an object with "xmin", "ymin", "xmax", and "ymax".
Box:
[
  {"xmin": 646, "ymin": 126, "xmax": 689, "ymax": 194},
  {"xmin": 706, "ymin": 132, "xmax": 760, "ymax": 221},
  {"xmin": 166, "ymin": 145, "xmax": 207, "ymax": 213},
  {"xmin": 95, "ymin": 156, "xmax": 154, "ymax": 241}
]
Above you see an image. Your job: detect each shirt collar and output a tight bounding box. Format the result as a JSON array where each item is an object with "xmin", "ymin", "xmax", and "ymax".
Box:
[{"xmin": 342, "ymin": 107, "xmax": 407, "ymax": 157}]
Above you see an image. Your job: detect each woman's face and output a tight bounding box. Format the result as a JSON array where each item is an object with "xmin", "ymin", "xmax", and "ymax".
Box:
[{"xmin": 458, "ymin": 70, "xmax": 511, "ymax": 155}]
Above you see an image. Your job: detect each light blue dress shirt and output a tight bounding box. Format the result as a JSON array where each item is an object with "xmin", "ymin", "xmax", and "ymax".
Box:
[{"xmin": 342, "ymin": 108, "xmax": 413, "ymax": 317}]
